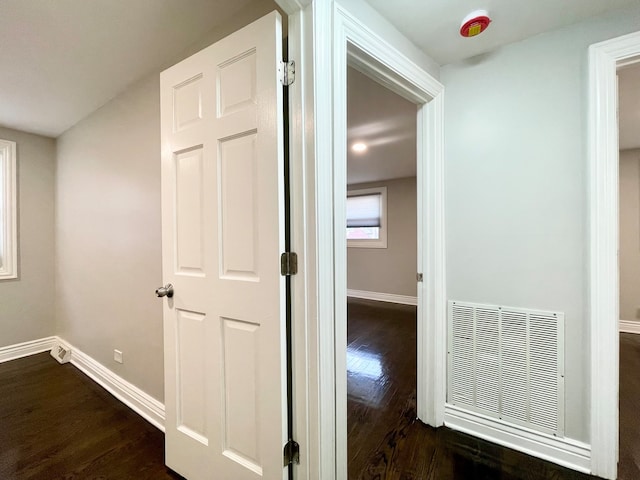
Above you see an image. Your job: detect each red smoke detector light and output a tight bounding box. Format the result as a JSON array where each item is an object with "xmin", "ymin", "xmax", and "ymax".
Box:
[{"xmin": 460, "ymin": 10, "xmax": 491, "ymax": 38}]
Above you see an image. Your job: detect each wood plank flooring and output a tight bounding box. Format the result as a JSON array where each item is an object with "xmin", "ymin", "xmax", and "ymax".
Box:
[
  {"xmin": 346, "ymin": 298, "xmax": 600, "ymax": 480},
  {"xmin": 0, "ymin": 311, "xmax": 638, "ymax": 479},
  {"xmin": 619, "ymin": 333, "xmax": 640, "ymax": 480},
  {"xmin": 0, "ymin": 353, "xmax": 182, "ymax": 480}
]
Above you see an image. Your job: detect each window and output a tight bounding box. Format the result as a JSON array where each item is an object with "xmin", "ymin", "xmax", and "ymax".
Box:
[
  {"xmin": 0, "ymin": 139, "xmax": 17, "ymax": 279},
  {"xmin": 347, "ymin": 186, "xmax": 387, "ymax": 248}
]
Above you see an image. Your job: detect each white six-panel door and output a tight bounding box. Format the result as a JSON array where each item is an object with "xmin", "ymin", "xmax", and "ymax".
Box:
[{"xmin": 159, "ymin": 11, "xmax": 287, "ymax": 480}]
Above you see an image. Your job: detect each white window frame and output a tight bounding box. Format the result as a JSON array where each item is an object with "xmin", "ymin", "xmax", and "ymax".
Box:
[
  {"xmin": 346, "ymin": 186, "xmax": 387, "ymax": 248},
  {"xmin": 0, "ymin": 139, "xmax": 17, "ymax": 280}
]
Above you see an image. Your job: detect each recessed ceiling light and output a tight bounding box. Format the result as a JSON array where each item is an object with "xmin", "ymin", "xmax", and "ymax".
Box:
[{"xmin": 352, "ymin": 142, "xmax": 367, "ymax": 153}]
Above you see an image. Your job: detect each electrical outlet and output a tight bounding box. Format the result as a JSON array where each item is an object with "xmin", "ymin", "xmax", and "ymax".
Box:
[{"xmin": 114, "ymin": 349, "xmax": 123, "ymax": 364}]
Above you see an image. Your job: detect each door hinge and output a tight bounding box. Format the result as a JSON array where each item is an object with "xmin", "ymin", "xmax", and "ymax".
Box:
[
  {"xmin": 279, "ymin": 60, "xmax": 295, "ymax": 86},
  {"xmin": 417, "ymin": 273, "xmax": 423, "ymax": 282},
  {"xmin": 283, "ymin": 439, "xmax": 300, "ymax": 466},
  {"xmin": 281, "ymin": 252, "xmax": 298, "ymax": 276}
]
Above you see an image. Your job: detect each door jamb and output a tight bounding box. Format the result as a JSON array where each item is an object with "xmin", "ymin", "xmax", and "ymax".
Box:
[
  {"xmin": 330, "ymin": 3, "xmax": 446, "ymax": 478},
  {"xmin": 589, "ymin": 30, "xmax": 640, "ymax": 480},
  {"xmin": 273, "ymin": 2, "xmax": 446, "ymax": 478},
  {"xmin": 273, "ymin": 2, "xmax": 317, "ymax": 480}
]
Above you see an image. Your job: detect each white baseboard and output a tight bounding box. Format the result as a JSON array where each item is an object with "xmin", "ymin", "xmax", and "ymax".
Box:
[
  {"xmin": 0, "ymin": 336, "xmax": 165, "ymax": 431},
  {"xmin": 0, "ymin": 336, "xmax": 57, "ymax": 364},
  {"xmin": 620, "ymin": 319, "xmax": 640, "ymax": 334},
  {"xmin": 347, "ymin": 289, "xmax": 418, "ymax": 306},
  {"xmin": 444, "ymin": 404, "xmax": 591, "ymax": 474},
  {"xmin": 55, "ymin": 337, "xmax": 165, "ymax": 431}
]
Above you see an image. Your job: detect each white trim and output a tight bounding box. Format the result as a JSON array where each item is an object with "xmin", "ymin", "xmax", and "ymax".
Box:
[
  {"xmin": 0, "ymin": 139, "xmax": 17, "ymax": 280},
  {"xmin": 347, "ymin": 289, "xmax": 417, "ymax": 306},
  {"xmin": 56, "ymin": 338, "xmax": 165, "ymax": 432},
  {"xmin": 620, "ymin": 319, "xmax": 640, "ymax": 334},
  {"xmin": 445, "ymin": 404, "xmax": 591, "ymax": 474},
  {"xmin": 285, "ymin": 4, "xmax": 316, "ymax": 480},
  {"xmin": 418, "ymin": 75, "xmax": 447, "ymax": 428},
  {"xmin": 275, "ymin": 0, "xmax": 311, "ymax": 13},
  {"xmin": 329, "ymin": 4, "xmax": 446, "ymax": 479},
  {"xmin": 310, "ymin": 1, "xmax": 338, "ymax": 479},
  {"xmin": 0, "ymin": 336, "xmax": 56, "ymax": 364},
  {"xmin": 0, "ymin": 336, "xmax": 165, "ymax": 432},
  {"xmin": 589, "ymin": 30, "xmax": 640, "ymax": 480}
]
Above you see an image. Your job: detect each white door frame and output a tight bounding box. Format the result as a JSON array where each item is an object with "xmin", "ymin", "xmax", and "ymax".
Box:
[
  {"xmin": 271, "ymin": 2, "xmax": 317, "ymax": 480},
  {"xmin": 273, "ymin": 2, "xmax": 445, "ymax": 479},
  {"xmin": 589, "ymin": 30, "xmax": 640, "ymax": 480},
  {"xmin": 329, "ymin": 3, "xmax": 446, "ymax": 478}
]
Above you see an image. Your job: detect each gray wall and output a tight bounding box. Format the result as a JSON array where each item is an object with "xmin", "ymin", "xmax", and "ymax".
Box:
[
  {"xmin": 620, "ymin": 149, "xmax": 640, "ymax": 322},
  {"xmin": 54, "ymin": 0, "xmax": 279, "ymax": 403},
  {"xmin": 347, "ymin": 177, "xmax": 417, "ymax": 297},
  {"xmin": 55, "ymin": 73, "xmax": 164, "ymax": 399},
  {"xmin": 0, "ymin": 127, "xmax": 56, "ymax": 347},
  {"xmin": 441, "ymin": 5, "xmax": 640, "ymax": 443}
]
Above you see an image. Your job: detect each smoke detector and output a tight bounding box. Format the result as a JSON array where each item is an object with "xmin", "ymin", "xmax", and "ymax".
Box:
[{"xmin": 460, "ymin": 10, "xmax": 491, "ymax": 38}]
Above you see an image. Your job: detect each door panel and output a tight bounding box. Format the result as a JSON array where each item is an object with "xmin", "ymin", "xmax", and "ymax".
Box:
[
  {"xmin": 221, "ymin": 318, "xmax": 260, "ymax": 469},
  {"xmin": 175, "ymin": 309, "xmax": 207, "ymax": 445},
  {"xmin": 160, "ymin": 11, "xmax": 286, "ymax": 480},
  {"xmin": 219, "ymin": 133, "xmax": 259, "ymax": 279},
  {"xmin": 175, "ymin": 148, "xmax": 205, "ymax": 275}
]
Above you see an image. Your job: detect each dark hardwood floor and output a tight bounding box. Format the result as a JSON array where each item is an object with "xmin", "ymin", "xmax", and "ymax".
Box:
[
  {"xmin": 346, "ymin": 298, "xmax": 600, "ymax": 480},
  {"xmin": 0, "ymin": 353, "xmax": 182, "ymax": 480},
  {"xmin": 1, "ymin": 313, "xmax": 638, "ymax": 479},
  {"xmin": 619, "ymin": 333, "xmax": 640, "ymax": 480}
]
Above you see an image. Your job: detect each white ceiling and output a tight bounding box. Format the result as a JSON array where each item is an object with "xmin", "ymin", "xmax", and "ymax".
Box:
[
  {"xmin": 619, "ymin": 64, "xmax": 640, "ymax": 151},
  {"xmin": 0, "ymin": 0, "xmax": 257, "ymax": 137},
  {"xmin": 365, "ymin": 0, "xmax": 639, "ymax": 65},
  {"xmin": 2, "ymin": 0, "xmax": 639, "ymax": 140},
  {"xmin": 347, "ymin": 67, "xmax": 416, "ymax": 185}
]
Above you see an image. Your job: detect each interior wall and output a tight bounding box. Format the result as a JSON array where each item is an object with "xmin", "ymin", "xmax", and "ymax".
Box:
[
  {"xmin": 347, "ymin": 177, "xmax": 417, "ymax": 297},
  {"xmin": 337, "ymin": 0, "xmax": 440, "ymax": 80},
  {"xmin": 0, "ymin": 127, "xmax": 56, "ymax": 348},
  {"xmin": 620, "ymin": 148, "xmax": 640, "ymax": 322},
  {"xmin": 54, "ymin": 0, "xmax": 280, "ymax": 403},
  {"xmin": 441, "ymin": 4, "xmax": 640, "ymax": 444}
]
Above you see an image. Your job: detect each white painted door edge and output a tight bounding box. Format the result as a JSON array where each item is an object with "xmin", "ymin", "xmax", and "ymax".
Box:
[
  {"xmin": 589, "ymin": 29, "xmax": 640, "ymax": 480},
  {"xmin": 282, "ymin": 6, "xmax": 320, "ymax": 480}
]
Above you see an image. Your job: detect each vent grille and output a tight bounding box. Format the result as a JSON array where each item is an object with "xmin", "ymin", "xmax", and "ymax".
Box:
[{"xmin": 448, "ymin": 301, "xmax": 564, "ymax": 436}]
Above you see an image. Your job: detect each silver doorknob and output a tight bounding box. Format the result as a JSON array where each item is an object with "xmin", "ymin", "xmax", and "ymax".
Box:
[{"xmin": 156, "ymin": 284, "xmax": 174, "ymax": 298}]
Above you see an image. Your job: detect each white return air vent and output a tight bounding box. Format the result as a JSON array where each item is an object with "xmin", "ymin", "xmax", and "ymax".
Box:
[{"xmin": 448, "ymin": 301, "xmax": 565, "ymax": 437}]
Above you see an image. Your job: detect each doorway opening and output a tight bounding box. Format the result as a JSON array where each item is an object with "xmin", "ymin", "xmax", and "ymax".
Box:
[
  {"xmin": 345, "ymin": 66, "xmax": 418, "ymax": 478},
  {"xmin": 617, "ymin": 61, "xmax": 640, "ymax": 480},
  {"xmin": 325, "ymin": 8, "xmax": 446, "ymax": 478},
  {"xmin": 589, "ymin": 31, "xmax": 640, "ymax": 480},
  {"xmin": 327, "ymin": 20, "xmax": 446, "ymax": 478}
]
